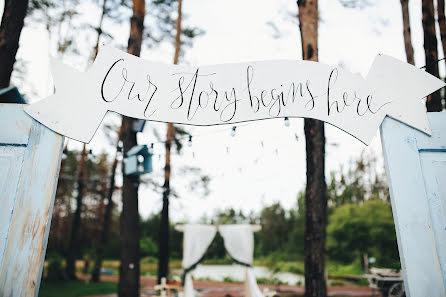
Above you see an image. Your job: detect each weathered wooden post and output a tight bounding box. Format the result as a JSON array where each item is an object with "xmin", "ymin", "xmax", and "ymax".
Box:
[
  {"xmin": 0, "ymin": 103, "xmax": 64, "ymax": 296},
  {"xmin": 381, "ymin": 112, "xmax": 446, "ymax": 296}
]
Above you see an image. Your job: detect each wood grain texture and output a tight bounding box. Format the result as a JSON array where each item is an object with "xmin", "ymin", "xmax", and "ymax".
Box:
[
  {"xmin": 381, "ymin": 113, "xmax": 446, "ymax": 297},
  {"xmin": 0, "ymin": 103, "xmax": 64, "ymax": 297}
]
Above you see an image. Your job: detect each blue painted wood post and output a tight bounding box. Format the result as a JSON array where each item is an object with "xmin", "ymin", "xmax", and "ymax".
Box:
[
  {"xmin": 381, "ymin": 113, "xmax": 446, "ymax": 297},
  {"xmin": 0, "ymin": 104, "xmax": 64, "ymax": 297}
]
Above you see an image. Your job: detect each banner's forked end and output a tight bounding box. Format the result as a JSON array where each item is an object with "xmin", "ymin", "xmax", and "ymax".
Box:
[{"xmin": 367, "ymin": 54, "xmax": 445, "ymax": 136}]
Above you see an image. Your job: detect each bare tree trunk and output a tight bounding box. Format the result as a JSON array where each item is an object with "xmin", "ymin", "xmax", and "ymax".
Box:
[
  {"xmin": 92, "ymin": 0, "xmax": 108, "ymax": 61},
  {"xmin": 438, "ymin": 0, "xmax": 446, "ymax": 69},
  {"xmin": 157, "ymin": 0, "xmax": 182, "ymax": 283},
  {"xmin": 158, "ymin": 123, "xmax": 174, "ymax": 283},
  {"xmin": 92, "ymin": 128, "xmax": 122, "ymax": 282},
  {"xmin": 297, "ymin": 1, "xmax": 327, "ymax": 296},
  {"xmin": 422, "ymin": 0, "xmax": 442, "ymax": 111},
  {"xmin": 66, "ymin": 144, "xmax": 87, "ymax": 280},
  {"xmin": 173, "ymin": 0, "xmax": 182, "ymax": 66},
  {"xmin": 119, "ymin": 0, "xmax": 145, "ymax": 295},
  {"xmin": 0, "ymin": 0, "xmax": 29, "ymax": 90},
  {"xmin": 400, "ymin": 0, "xmax": 415, "ymax": 65}
]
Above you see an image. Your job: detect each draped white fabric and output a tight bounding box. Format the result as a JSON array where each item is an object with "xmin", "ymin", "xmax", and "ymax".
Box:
[
  {"xmin": 184, "ymin": 273, "xmax": 195, "ymax": 297},
  {"xmin": 182, "ymin": 224, "xmax": 217, "ymax": 297},
  {"xmin": 218, "ymin": 224, "xmax": 254, "ymax": 264},
  {"xmin": 179, "ymin": 224, "xmax": 262, "ymax": 297},
  {"xmin": 182, "ymin": 224, "xmax": 217, "ymax": 269},
  {"xmin": 245, "ymin": 268, "xmax": 264, "ymax": 297},
  {"xmin": 218, "ymin": 224, "xmax": 262, "ymax": 297}
]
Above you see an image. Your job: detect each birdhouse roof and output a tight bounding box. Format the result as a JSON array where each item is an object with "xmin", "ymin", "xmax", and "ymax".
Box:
[
  {"xmin": 0, "ymin": 86, "xmax": 26, "ymax": 104},
  {"xmin": 127, "ymin": 145, "xmax": 150, "ymax": 157}
]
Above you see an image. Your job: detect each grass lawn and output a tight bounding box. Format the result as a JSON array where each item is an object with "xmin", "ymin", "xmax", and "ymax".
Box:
[{"xmin": 38, "ymin": 280, "xmax": 117, "ymax": 297}]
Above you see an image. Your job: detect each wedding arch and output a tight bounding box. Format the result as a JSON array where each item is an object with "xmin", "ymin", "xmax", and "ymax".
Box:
[
  {"xmin": 2, "ymin": 44, "xmax": 446, "ymax": 296},
  {"xmin": 175, "ymin": 224, "xmax": 263, "ymax": 297}
]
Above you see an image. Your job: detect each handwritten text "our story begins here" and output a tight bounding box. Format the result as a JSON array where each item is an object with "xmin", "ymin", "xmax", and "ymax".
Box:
[{"xmin": 100, "ymin": 59, "xmax": 388, "ymax": 123}]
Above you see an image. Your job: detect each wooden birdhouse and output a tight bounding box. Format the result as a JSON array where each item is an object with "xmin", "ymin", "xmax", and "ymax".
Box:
[{"xmin": 124, "ymin": 145, "xmax": 152, "ymax": 176}]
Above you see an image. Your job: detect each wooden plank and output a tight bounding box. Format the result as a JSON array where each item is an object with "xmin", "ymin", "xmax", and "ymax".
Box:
[
  {"xmin": 381, "ymin": 114, "xmax": 446, "ymax": 297},
  {"xmin": 0, "ymin": 146, "xmax": 26, "ymax": 271},
  {"xmin": 420, "ymin": 153, "xmax": 446, "ymax": 286},
  {"xmin": 0, "ymin": 104, "xmax": 64, "ymax": 297},
  {"xmin": 0, "ymin": 104, "xmax": 32, "ymax": 145}
]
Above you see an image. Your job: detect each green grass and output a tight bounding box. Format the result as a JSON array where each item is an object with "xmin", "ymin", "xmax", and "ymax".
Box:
[
  {"xmin": 255, "ymin": 257, "xmax": 364, "ymax": 278},
  {"xmin": 38, "ymin": 280, "xmax": 117, "ymax": 297}
]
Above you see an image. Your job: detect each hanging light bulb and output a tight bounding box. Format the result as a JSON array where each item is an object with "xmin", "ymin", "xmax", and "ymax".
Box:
[
  {"xmin": 231, "ymin": 126, "xmax": 236, "ymax": 137},
  {"xmin": 284, "ymin": 117, "xmax": 290, "ymax": 127},
  {"xmin": 188, "ymin": 135, "xmax": 193, "ymax": 147},
  {"xmin": 88, "ymin": 149, "xmax": 96, "ymax": 161}
]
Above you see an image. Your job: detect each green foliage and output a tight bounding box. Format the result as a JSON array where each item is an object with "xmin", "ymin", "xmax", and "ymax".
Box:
[
  {"xmin": 326, "ymin": 258, "xmax": 364, "ymax": 276},
  {"xmin": 327, "ymin": 199, "xmax": 399, "ymax": 268},
  {"xmin": 327, "ymin": 153, "xmax": 389, "ymax": 209},
  {"xmin": 260, "ymin": 203, "xmax": 289, "ymax": 254},
  {"xmin": 45, "ymin": 254, "xmax": 66, "ymax": 281},
  {"xmin": 222, "ymin": 276, "xmax": 241, "ymax": 283},
  {"xmin": 140, "ymin": 236, "xmax": 158, "ymax": 258},
  {"xmin": 140, "ymin": 213, "xmax": 183, "ymax": 260}
]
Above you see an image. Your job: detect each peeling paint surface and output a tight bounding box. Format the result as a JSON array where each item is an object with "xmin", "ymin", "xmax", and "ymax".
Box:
[
  {"xmin": 381, "ymin": 113, "xmax": 446, "ymax": 296},
  {"xmin": 0, "ymin": 104, "xmax": 63, "ymax": 297}
]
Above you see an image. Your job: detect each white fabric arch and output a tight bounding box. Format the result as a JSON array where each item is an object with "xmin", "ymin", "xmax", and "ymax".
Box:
[
  {"xmin": 218, "ymin": 224, "xmax": 263, "ymax": 297},
  {"xmin": 180, "ymin": 224, "xmax": 217, "ymax": 297},
  {"xmin": 218, "ymin": 224, "xmax": 254, "ymax": 265},
  {"xmin": 178, "ymin": 224, "xmax": 263, "ymax": 297}
]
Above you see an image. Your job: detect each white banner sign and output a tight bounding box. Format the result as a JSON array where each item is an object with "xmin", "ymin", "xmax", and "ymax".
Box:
[{"xmin": 25, "ymin": 46, "xmax": 444, "ymax": 145}]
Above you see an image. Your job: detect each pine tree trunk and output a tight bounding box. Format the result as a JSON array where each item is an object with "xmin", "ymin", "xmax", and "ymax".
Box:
[
  {"xmin": 297, "ymin": 0, "xmax": 327, "ymax": 296},
  {"xmin": 158, "ymin": 123, "xmax": 174, "ymax": 283},
  {"xmin": 400, "ymin": 0, "xmax": 415, "ymax": 65},
  {"xmin": 89, "ymin": 0, "xmax": 114, "ymax": 282},
  {"xmin": 157, "ymin": 0, "xmax": 182, "ymax": 283},
  {"xmin": 92, "ymin": 130, "xmax": 121, "ymax": 282},
  {"xmin": 119, "ymin": 0, "xmax": 145, "ymax": 295},
  {"xmin": 92, "ymin": 0, "xmax": 108, "ymax": 61},
  {"xmin": 66, "ymin": 144, "xmax": 87, "ymax": 280},
  {"xmin": 438, "ymin": 0, "xmax": 446, "ymax": 70},
  {"xmin": 0, "ymin": 0, "xmax": 29, "ymax": 89},
  {"xmin": 422, "ymin": 0, "xmax": 442, "ymax": 111}
]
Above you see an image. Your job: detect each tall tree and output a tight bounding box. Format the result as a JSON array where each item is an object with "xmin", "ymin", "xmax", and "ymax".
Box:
[
  {"xmin": 119, "ymin": 0, "xmax": 145, "ymax": 295},
  {"xmin": 87, "ymin": 0, "xmax": 122, "ymax": 283},
  {"xmin": 400, "ymin": 0, "xmax": 415, "ymax": 65},
  {"xmin": 0, "ymin": 0, "xmax": 29, "ymax": 90},
  {"xmin": 65, "ymin": 144, "xmax": 88, "ymax": 280},
  {"xmin": 422, "ymin": 0, "xmax": 442, "ymax": 111},
  {"xmin": 297, "ymin": 0, "xmax": 327, "ymax": 296},
  {"xmin": 92, "ymin": 129, "xmax": 121, "ymax": 282},
  {"xmin": 158, "ymin": 0, "xmax": 183, "ymax": 282},
  {"xmin": 438, "ymin": 0, "xmax": 446, "ymax": 70}
]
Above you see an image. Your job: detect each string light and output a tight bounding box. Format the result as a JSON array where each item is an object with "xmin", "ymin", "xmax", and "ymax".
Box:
[
  {"xmin": 188, "ymin": 135, "xmax": 193, "ymax": 147},
  {"xmin": 231, "ymin": 126, "xmax": 237, "ymax": 137},
  {"xmin": 284, "ymin": 117, "xmax": 290, "ymax": 127}
]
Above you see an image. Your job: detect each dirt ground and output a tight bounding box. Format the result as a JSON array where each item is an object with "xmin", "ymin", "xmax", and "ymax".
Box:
[{"xmin": 83, "ymin": 275, "xmax": 381, "ymax": 297}]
